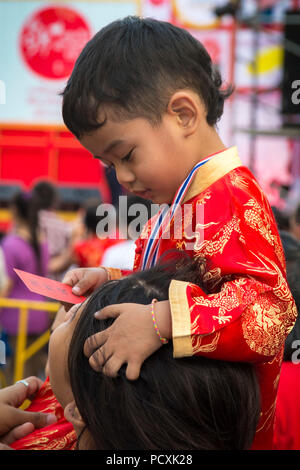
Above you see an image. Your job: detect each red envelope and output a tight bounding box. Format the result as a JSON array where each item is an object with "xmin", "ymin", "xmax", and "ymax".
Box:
[{"xmin": 14, "ymin": 269, "xmax": 87, "ymax": 304}]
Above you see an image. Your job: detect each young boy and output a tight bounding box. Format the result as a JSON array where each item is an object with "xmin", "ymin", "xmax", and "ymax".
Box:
[{"xmin": 61, "ymin": 16, "xmax": 296, "ymax": 450}]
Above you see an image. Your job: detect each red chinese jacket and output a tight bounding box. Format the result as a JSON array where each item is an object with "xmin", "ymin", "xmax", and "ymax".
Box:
[{"xmin": 110, "ymin": 146, "xmax": 297, "ymax": 450}]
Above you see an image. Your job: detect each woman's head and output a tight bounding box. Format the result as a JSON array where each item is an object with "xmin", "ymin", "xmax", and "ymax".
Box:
[{"xmin": 49, "ymin": 257, "xmax": 260, "ymax": 450}]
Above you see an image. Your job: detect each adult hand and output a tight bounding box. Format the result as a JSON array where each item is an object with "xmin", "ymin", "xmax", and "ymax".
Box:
[
  {"xmin": 0, "ymin": 377, "xmax": 57, "ymax": 447},
  {"xmin": 84, "ymin": 300, "xmax": 172, "ymax": 380},
  {"xmin": 62, "ymin": 267, "xmax": 109, "ymax": 310}
]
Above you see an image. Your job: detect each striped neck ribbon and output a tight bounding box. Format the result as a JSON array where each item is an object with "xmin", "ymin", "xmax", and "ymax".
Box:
[{"xmin": 141, "ymin": 154, "xmax": 215, "ymax": 269}]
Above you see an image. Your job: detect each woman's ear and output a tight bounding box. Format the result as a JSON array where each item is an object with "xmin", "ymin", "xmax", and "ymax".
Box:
[
  {"xmin": 167, "ymin": 91, "xmax": 203, "ymax": 136},
  {"xmin": 64, "ymin": 401, "xmax": 85, "ymax": 430}
]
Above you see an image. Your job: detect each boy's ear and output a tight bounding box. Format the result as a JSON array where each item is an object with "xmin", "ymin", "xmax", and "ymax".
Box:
[
  {"xmin": 64, "ymin": 401, "xmax": 85, "ymax": 429},
  {"xmin": 167, "ymin": 91, "xmax": 202, "ymax": 135}
]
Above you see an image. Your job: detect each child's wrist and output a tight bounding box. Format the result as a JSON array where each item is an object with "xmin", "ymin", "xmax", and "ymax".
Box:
[
  {"xmin": 99, "ymin": 266, "xmax": 122, "ymax": 282},
  {"xmin": 100, "ymin": 266, "xmax": 111, "ymax": 282}
]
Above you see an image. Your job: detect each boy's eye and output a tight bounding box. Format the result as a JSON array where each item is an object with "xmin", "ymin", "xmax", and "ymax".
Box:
[{"xmin": 122, "ymin": 149, "xmax": 133, "ymax": 162}]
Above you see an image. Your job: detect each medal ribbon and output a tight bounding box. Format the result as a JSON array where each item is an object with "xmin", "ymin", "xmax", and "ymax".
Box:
[{"xmin": 141, "ymin": 154, "xmax": 215, "ymax": 269}]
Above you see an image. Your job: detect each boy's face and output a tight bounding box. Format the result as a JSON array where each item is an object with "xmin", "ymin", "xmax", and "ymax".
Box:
[{"xmin": 80, "ymin": 114, "xmax": 191, "ymax": 204}]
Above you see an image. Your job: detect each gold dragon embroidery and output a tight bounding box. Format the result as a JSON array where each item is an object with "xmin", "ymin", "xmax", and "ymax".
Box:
[{"xmin": 241, "ymin": 251, "xmax": 297, "ymax": 356}]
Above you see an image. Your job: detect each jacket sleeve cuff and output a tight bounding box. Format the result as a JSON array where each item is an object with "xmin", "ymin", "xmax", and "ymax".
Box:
[
  {"xmin": 169, "ymin": 279, "xmax": 193, "ymax": 358},
  {"xmin": 100, "ymin": 267, "xmax": 123, "ymax": 280}
]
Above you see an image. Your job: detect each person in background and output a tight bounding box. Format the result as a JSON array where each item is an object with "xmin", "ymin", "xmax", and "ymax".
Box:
[
  {"xmin": 0, "ymin": 191, "xmax": 50, "ymax": 383},
  {"xmin": 72, "ymin": 200, "xmax": 122, "ymax": 269},
  {"xmin": 274, "ymin": 230, "xmax": 300, "ymax": 450},
  {"xmin": 289, "ymin": 203, "xmax": 300, "ymax": 242},
  {"xmin": 0, "ymin": 247, "xmax": 8, "ymax": 293},
  {"xmin": 271, "ymin": 206, "xmax": 291, "ymax": 233},
  {"xmin": 32, "ymin": 181, "xmax": 73, "ymax": 281},
  {"xmin": 101, "ymin": 194, "xmax": 153, "ymax": 270},
  {"xmin": 46, "ymin": 199, "xmax": 123, "ymax": 274}
]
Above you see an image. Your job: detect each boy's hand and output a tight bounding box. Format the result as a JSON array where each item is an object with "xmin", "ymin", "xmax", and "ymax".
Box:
[
  {"xmin": 83, "ymin": 300, "xmax": 172, "ymax": 380},
  {"xmin": 62, "ymin": 267, "xmax": 108, "ymax": 310}
]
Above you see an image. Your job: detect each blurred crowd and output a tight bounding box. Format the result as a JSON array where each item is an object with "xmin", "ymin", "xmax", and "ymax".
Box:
[{"xmin": 0, "ymin": 180, "xmax": 150, "ymax": 384}]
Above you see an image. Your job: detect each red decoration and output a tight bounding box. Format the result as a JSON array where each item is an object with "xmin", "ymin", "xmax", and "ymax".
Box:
[{"xmin": 19, "ymin": 6, "xmax": 91, "ymax": 80}]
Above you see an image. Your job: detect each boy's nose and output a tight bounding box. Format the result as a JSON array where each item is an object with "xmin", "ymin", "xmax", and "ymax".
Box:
[{"xmin": 115, "ymin": 165, "xmax": 135, "ymax": 187}]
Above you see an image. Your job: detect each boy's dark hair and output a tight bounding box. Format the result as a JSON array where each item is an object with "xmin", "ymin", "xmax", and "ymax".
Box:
[
  {"xmin": 62, "ymin": 16, "xmax": 233, "ymax": 139},
  {"xmin": 68, "ymin": 254, "xmax": 260, "ymax": 450}
]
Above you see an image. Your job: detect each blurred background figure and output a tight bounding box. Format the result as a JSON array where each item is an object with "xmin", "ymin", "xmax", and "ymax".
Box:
[
  {"xmin": 102, "ymin": 195, "xmax": 153, "ymax": 270},
  {"xmin": 72, "ymin": 199, "xmax": 122, "ymax": 268},
  {"xmin": 0, "ymin": 247, "xmax": 8, "ymax": 293},
  {"xmin": 271, "ymin": 206, "xmax": 291, "ymax": 233},
  {"xmin": 289, "ymin": 203, "xmax": 300, "ymax": 242},
  {"xmin": 0, "ymin": 190, "xmax": 50, "ymax": 383},
  {"xmin": 46, "ymin": 198, "xmax": 124, "ymax": 272},
  {"xmin": 31, "ymin": 181, "xmax": 74, "ymax": 281},
  {"xmin": 274, "ymin": 229, "xmax": 300, "ymax": 450}
]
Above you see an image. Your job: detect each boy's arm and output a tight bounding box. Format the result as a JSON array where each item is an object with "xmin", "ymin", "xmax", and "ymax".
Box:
[
  {"xmin": 169, "ymin": 274, "xmax": 297, "ymax": 362},
  {"xmin": 167, "ymin": 166, "xmax": 297, "ymax": 363}
]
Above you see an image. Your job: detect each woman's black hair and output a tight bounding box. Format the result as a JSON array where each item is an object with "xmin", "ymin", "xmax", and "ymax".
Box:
[
  {"xmin": 11, "ymin": 191, "xmax": 42, "ymax": 274},
  {"xmin": 68, "ymin": 254, "xmax": 260, "ymax": 450},
  {"xmin": 62, "ymin": 16, "xmax": 233, "ymax": 139}
]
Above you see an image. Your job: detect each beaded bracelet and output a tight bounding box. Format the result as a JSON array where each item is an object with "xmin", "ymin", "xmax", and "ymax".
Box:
[
  {"xmin": 151, "ymin": 298, "xmax": 169, "ymax": 345},
  {"xmin": 100, "ymin": 266, "xmax": 111, "ymax": 281}
]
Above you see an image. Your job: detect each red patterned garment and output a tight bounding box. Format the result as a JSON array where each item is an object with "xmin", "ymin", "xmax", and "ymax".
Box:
[
  {"xmin": 73, "ymin": 236, "xmax": 122, "ymax": 268},
  {"xmin": 111, "ymin": 146, "xmax": 297, "ymax": 450},
  {"xmin": 11, "ymin": 377, "xmax": 76, "ymax": 450}
]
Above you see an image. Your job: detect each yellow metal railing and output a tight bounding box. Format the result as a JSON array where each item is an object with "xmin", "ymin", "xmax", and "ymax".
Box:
[{"xmin": 0, "ymin": 298, "xmax": 60, "ymax": 384}]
